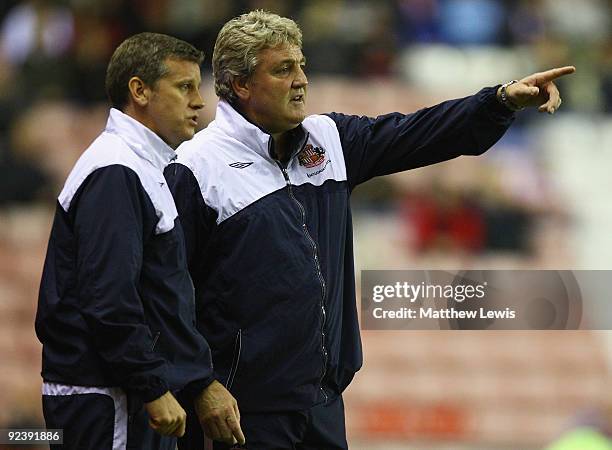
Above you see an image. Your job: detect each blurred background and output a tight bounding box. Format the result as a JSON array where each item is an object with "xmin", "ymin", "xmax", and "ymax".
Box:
[{"xmin": 1, "ymin": 0, "xmax": 612, "ymax": 449}]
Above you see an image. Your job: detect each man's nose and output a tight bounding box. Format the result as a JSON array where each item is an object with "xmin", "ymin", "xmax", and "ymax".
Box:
[
  {"xmin": 192, "ymin": 89, "xmax": 205, "ymax": 110},
  {"xmin": 294, "ymin": 67, "xmax": 308, "ymax": 88}
]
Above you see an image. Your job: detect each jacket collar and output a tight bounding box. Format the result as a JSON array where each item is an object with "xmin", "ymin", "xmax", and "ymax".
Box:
[
  {"xmin": 214, "ymin": 100, "xmax": 308, "ymax": 162},
  {"xmin": 105, "ymin": 108, "xmax": 176, "ymax": 171}
]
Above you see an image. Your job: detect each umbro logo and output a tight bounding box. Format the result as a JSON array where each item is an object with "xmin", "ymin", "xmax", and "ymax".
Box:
[{"xmin": 229, "ymin": 162, "xmax": 253, "ymax": 169}]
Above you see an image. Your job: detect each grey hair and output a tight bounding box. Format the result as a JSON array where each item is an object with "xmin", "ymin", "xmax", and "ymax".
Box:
[{"xmin": 212, "ymin": 10, "xmax": 303, "ymax": 104}]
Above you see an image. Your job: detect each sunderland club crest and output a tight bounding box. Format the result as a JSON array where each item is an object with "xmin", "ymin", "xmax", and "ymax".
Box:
[{"xmin": 297, "ymin": 144, "xmax": 326, "ymax": 168}]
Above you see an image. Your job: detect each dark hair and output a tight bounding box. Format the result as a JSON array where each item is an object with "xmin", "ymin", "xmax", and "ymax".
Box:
[{"xmin": 105, "ymin": 32, "xmax": 204, "ymax": 109}]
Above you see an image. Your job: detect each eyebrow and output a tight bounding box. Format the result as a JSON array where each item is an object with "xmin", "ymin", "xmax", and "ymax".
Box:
[
  {"xmin": 174, "ymin": 77, "xmax": 201, "ymax": 85},
  {"xmin": 278, "ymin": 56, "xmax": 307, "ymax": 65}
]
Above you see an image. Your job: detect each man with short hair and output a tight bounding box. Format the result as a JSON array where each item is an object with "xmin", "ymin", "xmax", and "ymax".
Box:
[
  {"xmin": 36, "ymin": 32, "xmax": 244, "ymax": 449},
  {"xmin": 166, "ymin": 11, "xmax": 575, "ymax": 449}
]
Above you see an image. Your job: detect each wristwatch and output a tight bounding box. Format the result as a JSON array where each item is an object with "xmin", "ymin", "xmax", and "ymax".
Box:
[{"xmin": 499, "ymin": 80, "xmax": 524, "ymax": 112}]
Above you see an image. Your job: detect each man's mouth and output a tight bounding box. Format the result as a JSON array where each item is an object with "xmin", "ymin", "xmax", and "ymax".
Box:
[
  {"xmin": 291, "ymin": 94, "xmax": 304, "ymax": 103},
  {"xmin": 188, "ymin": 116, "xmax": 198, "ymax": 126}
]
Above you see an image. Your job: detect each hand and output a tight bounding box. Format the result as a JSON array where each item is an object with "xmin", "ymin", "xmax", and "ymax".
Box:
[
  {"xmin": 194, "ymin": 380, "xmax": 246, "ymax": 445},
  {"xmin": 144, "ymin": 391, "xmax": 187, "ymax": 437},
  {"xmin": 498, "ymin": 66, "xmax": 576, "ymax": 114}
]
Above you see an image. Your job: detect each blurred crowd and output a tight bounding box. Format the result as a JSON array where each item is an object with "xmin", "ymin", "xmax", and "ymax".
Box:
[
  {"xmin": 1, "ymin": 0, "xmax": 612, "ymax": 209},
  {"xmin": 1, "ymin": 0, "xmax": 612, "ymax": 97}
]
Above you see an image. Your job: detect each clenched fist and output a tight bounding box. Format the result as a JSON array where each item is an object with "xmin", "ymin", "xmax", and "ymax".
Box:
[{"xmin": 144, "ymin": 391, "xmax": 187, "ymax": 437}]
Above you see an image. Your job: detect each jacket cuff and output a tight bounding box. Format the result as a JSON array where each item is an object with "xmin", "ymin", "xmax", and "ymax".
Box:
[
  {"xmin": 137, "ymin": 377, "xmax": 170, "ymax": 403},
  {"xmin": 479, "ymin": 85, "xmax": 516, "ymax": 122},
  {"xmin": 181, "ymin": 374, "xmax": 216, "ymax": 400}
]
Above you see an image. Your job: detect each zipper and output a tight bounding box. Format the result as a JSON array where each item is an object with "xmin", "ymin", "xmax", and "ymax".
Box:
[
  {"xmin": 276, "ymin": 161, "xmax": 328, "ymax": 402},
  {"xmin": 225, "ymin": 329, "xmax": 242, "ymax": 389},
  {"xmin": 150, "ymin": 331, "xmax": 160, "ymax": 351}
]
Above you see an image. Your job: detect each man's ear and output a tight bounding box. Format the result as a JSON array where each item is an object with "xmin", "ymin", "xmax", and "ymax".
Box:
[
  {"xmin": 231, "ymin": 76, "xmax": 250, "ymax": 102},
  {"xmin": 128, "ymin": 77, "xmax": 150, "ymax": 107}
]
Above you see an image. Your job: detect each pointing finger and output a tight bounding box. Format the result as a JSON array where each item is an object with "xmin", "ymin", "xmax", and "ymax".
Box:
[{"xmin": 535, "ymin": 66, "xmax": 576, "ymax": 84}]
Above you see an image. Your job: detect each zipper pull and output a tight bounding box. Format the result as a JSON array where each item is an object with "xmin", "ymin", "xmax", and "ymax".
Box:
[
  {"xmin": 274, "ymin": 160, "xmax": 290, "ymax": 183},
  {"xmin": 150, "ymin": 331, "xmax": 160, "ymax": 351}
]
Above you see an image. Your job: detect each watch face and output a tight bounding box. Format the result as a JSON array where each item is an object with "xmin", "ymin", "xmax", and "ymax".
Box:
[{"xmin": 500, "ymin": 81, "xmax": 522, "ymax": 111}]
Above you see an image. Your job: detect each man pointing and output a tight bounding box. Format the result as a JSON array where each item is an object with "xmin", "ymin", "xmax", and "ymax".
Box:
[{"xmin": 166, "ymin": 10, "xmax": 574, "ymax": 449}]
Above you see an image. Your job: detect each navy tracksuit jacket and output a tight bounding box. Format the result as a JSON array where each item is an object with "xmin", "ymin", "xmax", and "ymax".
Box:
[
  {"xmin": 36, "ymin": 108, "xmax": 214, "ymax": 404},
  {"xmin": 164, "ymin": 86, "xmax": 515, "ymax": 413}
]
